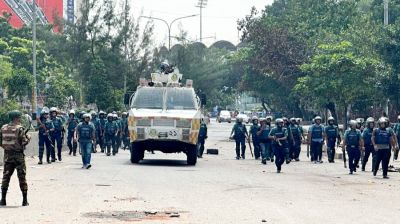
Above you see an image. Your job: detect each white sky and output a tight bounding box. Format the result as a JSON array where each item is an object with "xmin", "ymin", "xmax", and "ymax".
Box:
[{"xmin": 127, "ymin": 0, "xmax": 274, "ymax": 46}]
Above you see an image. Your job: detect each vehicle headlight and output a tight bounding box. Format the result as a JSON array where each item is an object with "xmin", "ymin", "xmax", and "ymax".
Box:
[
  {"xmin": 182, "ymin": 129, "xmax": 190, "ymax": 141},
  {"xmin": 137, "ymin": 119, "xmax": 151, "ymax": 127},
  {"xmin": 176, "ymin": 119, "xmax": 191, "ymax": 128}
]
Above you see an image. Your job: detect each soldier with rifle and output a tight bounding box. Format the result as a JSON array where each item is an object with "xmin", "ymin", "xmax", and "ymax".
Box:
[
  {"xmin": 268, "ymin": 118, "xmax": 288, "ymax": 173},
  {"xmin": 230, "ymin": 117, "xmax": 249, "ymax": 160},
  {"xmin": 0, "ymin": 110, "xmax": 31, "ymax": 206},
  {"xmin": 343, "ymin": 120, "xmax": 363, "ymax": 175}
]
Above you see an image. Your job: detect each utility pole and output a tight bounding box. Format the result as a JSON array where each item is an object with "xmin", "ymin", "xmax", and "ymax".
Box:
[
  {"xmin": 384, "ymin": 0, "xmax": 389, "ymax": 26},
  {"xmin": 140, "ymin": 15, "xmax": 198, "ymax": 50},
  {"xmin": 196, "ymin": 0, "xmax": 208, "ymax": 42},
  {"xmin": 123, "ymin": 0, "xmax": 128, "ymax": 93},
  {"xmin": 32, "ymin": 0, "xmax": 37, "ymax": 114},
  {"xmin": 384, "ymin": 0, "xmax": 389, "ymax": 115}
]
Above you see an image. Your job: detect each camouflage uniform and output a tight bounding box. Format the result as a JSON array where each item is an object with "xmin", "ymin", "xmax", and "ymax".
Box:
[{"xmin": 0, "ymin": 119, "xmax": 31, "ymax": 206}]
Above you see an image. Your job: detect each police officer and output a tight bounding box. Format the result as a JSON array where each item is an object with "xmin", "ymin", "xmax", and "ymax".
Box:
[
  {"xmin": 268, "ymin": 118, "xmax": 288, "ymax": 173},
  {"xmin": 37, "ymin": 108, "xmax": 55, "ymax": 164},
  {"xmin": 105, "ymin": 113, "xmax": 119, "ymax": 156},
  {"xmin": 361, "ymin": 117, "xmax": 376, "ymax": 172},
  {"xmin": 249, "ymin": 116, "xmax": 261, "ymax": 159},
  {"xmin": 76, "ymin": 113, "xmax": 96, "ymax": 169},
  {"xmin": 66, "ymin": 110, "xmax": 78, "ymax": 156},
  {"xmin": 50, "ymin": 107, "xmax": 64, "ymax": 161},
  {"xmin": 393, "ymin": 115, "xmax": 400, "ymax": 160},
  {"xmin": 230, "ymin": 118, "xmax": 249, "ymax": 160},
  {"xmin": 90, "ymin": 111, "xmax": 99, "ymax": 153},
  {"xmin": 257, "ymin": 118, "xmax": 272, "ymax": 165},
  {"xmin": 113, "ymin": 113, "xmax": 122, "ymax": 152},
  {"xmin": 343, "ymin": 120, "xmax": 363, "ymax": 174},
  {"xmin": 197, "ymin": 118, "xmax": 208, "ymax": 158},
  {"xmin": 121, "ymin": 112, "xmax": 130, "ymax": 150},
  {"xmin": 371, "ymin": 117, "xmax": 397, "ymax": 179},
  {"xmin": 307, "ymin": 116, "xmax": 325, "ymax": 163},
  {"xmin": 324, "ymin": 117, "xmax": 341, "ymax": 163},
  {"xmin": 0, "ymin": 110, "xmax": 31, "ymax": 206},
  {"xmin": 289, "ymin": 118, "xmax": 302, "ymax": 162},
  {"xmin": 98, "ymin": 111, "xmax": 107, "ymax": 153},
  {"xmin": 282, "ymin": 117, "xmax": 293, "ymax": 164}
]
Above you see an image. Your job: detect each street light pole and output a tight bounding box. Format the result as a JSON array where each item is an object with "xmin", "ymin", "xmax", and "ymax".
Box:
[
  {"xmin": 140, "ymin": 14, "xmax": 198, "ymax": 50},
  {"xmin": 32, "ymin": 0, "xmax": 37, "ymax": 114}
]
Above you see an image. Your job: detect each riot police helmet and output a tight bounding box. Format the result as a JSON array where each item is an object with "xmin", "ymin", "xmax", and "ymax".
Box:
[
  {"xmin": 366, "ymin": 117, "xmax": 375, "ymax": 124},
  {"xmin": 41, "ymin": 107, "xmax": 50, "ymax": 115},
  {"xmin": 82, "ymin": 113, "xmax": 91, "ymax": 120},
  {"xmin": 266, "ymin": 116, "xmax": 273, "ymax": 121},
  {"xmin": 349, "ymin": 120, "xmax": 357, "ymax": 128},
  {"xmin": 252, "ymin": 116, "xmax": 258, "ymax": 121},
  {"xmin": 290, "ymin": 117, "xmax": 296, "ymax": 123},
  {"xmin": 328, "ymin": 116, "xmax": 335, "ymax": 121},
  {"xmin": 237, "ymin": 118, "xmax": 243, "ymax": 123},
  {"xmin": 276, "ymin": 118, "xmax": 284, "ymax": 124},
  {"xmin": 314, "ymin": 116, "xmax": 322, "ymax": 121},
  {"xmin": 69, "ymin": 110, "xmax": 75, "ymax": 115},
  {"xmin": 50, "ymin": 107, "xmax": 58, "ymax": 113}
]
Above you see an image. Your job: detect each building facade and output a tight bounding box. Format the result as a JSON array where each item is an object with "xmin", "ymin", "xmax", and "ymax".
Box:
[{"xmin": 0, "ymin": 0, "xmax": 81, "ymax": 30}]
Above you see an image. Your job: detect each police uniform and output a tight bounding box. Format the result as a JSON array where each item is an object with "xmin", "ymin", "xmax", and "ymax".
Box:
[
  {"xmin": 373, "ymin": 127, "xmax": 394, "ymax": 178},
  {"xmin": 66, "ymin": 116, "xmax": 79, "ymax": 156},
  {"xmin": 289, "ymin": 123, "xmax": 302, "ymax": 161},
  {"xmin": 0, "ymin": 111, "xmax": 30, "ymax": 206},
  {"xmin": 77, "ymin": 116, "xmax": 96, "ymax": 168},
  {"xmin": 231, "ymin": 122, "xmax": 248, "ymax": 159},
  {"xmin": 50, "ymin": 115, "xmax": 64, "ymax": 161},
  {"xmin": 269, "ymin": 125, "xmax": 288, "ymax": 172},
  {"xmin": 324, "ymin": 124, "xmax": 340, "ymax": 163},
  {"xmin": 120, "ymin": 114, "xmax": 130, "ymax": 149},
  {"xmin": 362, "ymin": 127, "xmax": 375, "ymax": 171},
  {"xmin": 105, "ymin": 117, "xmax": 119, "ymax": 156},
  {"xmin": 309, "ymin": 124, "xmax": 325, "ymax": 162},
  {"xmin": 197, "ymin": 122, "xmax": 208, "ymax": 158},
  {"xmin": 393, "ymin": 120, "xmax": 400, "ymax": 160},
  {"xmin": 38, "ymin": 115, "xmax": 55, "ymax": 163},
  {"xmin": 97, "ymin": 112, "xmax": 107, "ymax": 153},
  {"xmin": 250, "ymin": 122, "xmax": 261, "ymax": 159},
  {"xmin": 344, "ymin": 128, "xmax": 362, "ymax": 173},
  {"xmin": 258, "ymin": 122, "xmax": 272, "ymax": 164},
  {"xmin": 90, "ymin": 114, "xmax": 99, "ymax": 153}
]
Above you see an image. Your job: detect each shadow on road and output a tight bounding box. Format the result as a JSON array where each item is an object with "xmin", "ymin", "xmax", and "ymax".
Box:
[{"xmin": 127, "ymin": 159, "xmax": 191, "ymax": 167}]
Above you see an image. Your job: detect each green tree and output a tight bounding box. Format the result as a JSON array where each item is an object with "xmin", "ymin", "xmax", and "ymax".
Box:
[{"xmin": 294, "ymin": 41, "xmax": 387, "ymax": 123}]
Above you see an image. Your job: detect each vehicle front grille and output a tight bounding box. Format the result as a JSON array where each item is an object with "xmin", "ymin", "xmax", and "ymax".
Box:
[{"xmin": 153, "ymin": 118, "xmax": 174, "ymax": 127}]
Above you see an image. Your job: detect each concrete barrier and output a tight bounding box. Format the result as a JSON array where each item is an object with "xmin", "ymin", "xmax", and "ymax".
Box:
[{"xmin": 0, "ymin": 132, "xmax": 67, "ymax": 166}]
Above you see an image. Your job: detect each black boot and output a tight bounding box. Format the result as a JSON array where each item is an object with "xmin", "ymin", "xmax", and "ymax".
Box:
[
  {"xmin": 1, "ymin": 189, "xmax": 7, "ymax": 206},
  {"xmin": 22, "ymin": 191, "xmax": 29, "ymax": 206}
]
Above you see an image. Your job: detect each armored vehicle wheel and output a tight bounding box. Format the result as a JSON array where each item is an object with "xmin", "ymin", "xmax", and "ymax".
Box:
[
  {"xmin": 187, "ymin": 146, "xmax": 197, "ymax": 165},
  {"xmin": 130, "ymin": 144, "xmax": 144, "ymax": 164}
]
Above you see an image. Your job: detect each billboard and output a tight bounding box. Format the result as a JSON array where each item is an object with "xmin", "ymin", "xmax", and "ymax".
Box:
[{"xmin": 0, "ymin": 0, "xmax": 63, "ymax": 30}]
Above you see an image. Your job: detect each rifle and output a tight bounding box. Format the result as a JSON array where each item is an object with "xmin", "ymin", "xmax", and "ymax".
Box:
[
  {"xmin": 37, "ymin": 116, "xmax": 55, "ymax": 148},
  {"xmin": 307, "ymin": 144, "xmax": 310, "ymax": 158},
  {"xmin": 246, "ymin": 136, "xmax": 254, "ymax": 158}
]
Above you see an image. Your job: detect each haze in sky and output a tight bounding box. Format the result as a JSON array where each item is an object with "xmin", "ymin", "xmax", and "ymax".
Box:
[{"xmin": 128, "ymin": 0, "xmax": 274, "ymax": 46}]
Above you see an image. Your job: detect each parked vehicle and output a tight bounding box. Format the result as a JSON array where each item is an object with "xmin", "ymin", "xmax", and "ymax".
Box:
[{"xmin": 218, "ymin": 110, "xmax": 232, "ymax": 123}]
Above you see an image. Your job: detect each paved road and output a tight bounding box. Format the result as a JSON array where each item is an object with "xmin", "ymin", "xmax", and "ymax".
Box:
[{"xmin": 1, "ymin": 120, "xmax": 399, "ymax": 224}]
